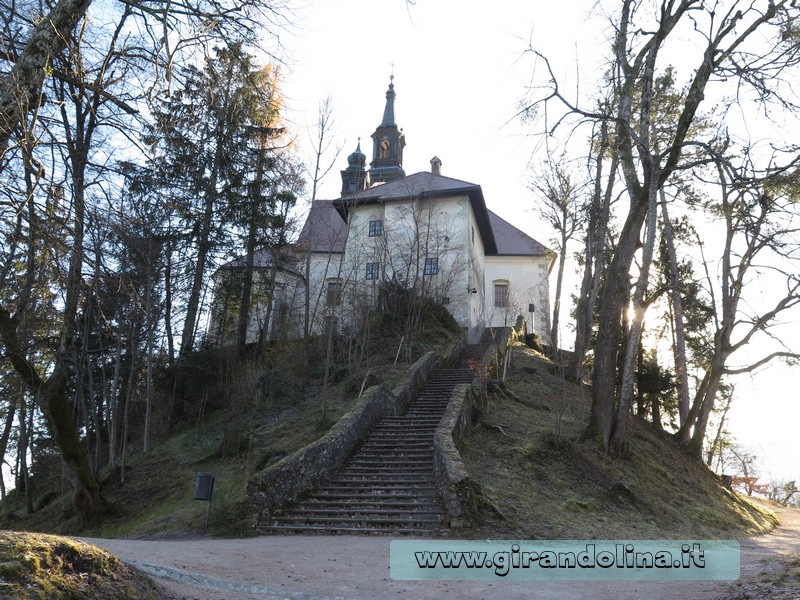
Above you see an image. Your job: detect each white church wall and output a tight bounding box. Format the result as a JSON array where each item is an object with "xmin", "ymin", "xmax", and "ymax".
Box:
[
  {"xmin": 305, "ymin": 251, "xmax": 345, "ymax": 336},
  {"xmin": 337, "ymin": 195, "xmax": 475, "ymax": 333},
  {"xmin": 466, "ymin": 204, "xmax": 487, "ymax": 342},
  {"xmin": 484, "ymin": 255, "xmax": 551, "ymax": 343}
]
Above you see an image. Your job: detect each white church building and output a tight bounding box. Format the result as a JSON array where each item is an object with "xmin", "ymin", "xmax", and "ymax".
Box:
[{"xmin": 210, "ymin": 79, "xmax": 554, "ymax": 345}]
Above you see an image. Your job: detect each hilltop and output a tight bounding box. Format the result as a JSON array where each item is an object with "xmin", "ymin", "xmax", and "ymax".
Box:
[
  {"xmin": 2, "ymin": 339, "xmax": 775, "ymax": 541},
  {"xmin": 0, "ymin": 336, "xmax": 780, "ymax": 597}
]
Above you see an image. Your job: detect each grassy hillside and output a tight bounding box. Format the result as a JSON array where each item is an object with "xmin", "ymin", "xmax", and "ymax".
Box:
[
  {"xmin": 457, "ymin": 343, "xmax": 777, "ymax": 539},
  {"xmin": 0, "ymin": 336, "xmax": 781, "ymax": 598},
  {"xmin": 1, "ymin": 299, "xmax": 462, "ymax": 539},
  {"xmin": 1, "ymin": 338, "xmax": 775, "ymax": 543},
  {"xmin": 1, "ymin": 358, "xmax": 417, "ymax": 539}
]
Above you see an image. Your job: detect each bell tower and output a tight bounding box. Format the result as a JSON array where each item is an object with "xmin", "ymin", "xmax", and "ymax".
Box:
[
  {"xmin": 369, "ymin": 76, "xmax": 406, "ymax": 184},
  {"xmin": 340, "ymin": 139, "xmax": 369, "ymax": 196}
]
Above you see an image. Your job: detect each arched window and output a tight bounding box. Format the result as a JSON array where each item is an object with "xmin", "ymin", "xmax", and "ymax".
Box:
[{"xmin": 379, "ymin": 139, "xmax": 390, "ymax": 159}]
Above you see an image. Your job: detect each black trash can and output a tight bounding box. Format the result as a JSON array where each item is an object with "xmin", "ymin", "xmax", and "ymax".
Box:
[{"xmin": 193, "ymin": 472, "xmax": 215, "ymax": 501}]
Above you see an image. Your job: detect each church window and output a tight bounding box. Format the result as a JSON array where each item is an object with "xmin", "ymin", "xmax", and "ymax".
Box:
[
  {"xmin": 366, "ymin": 262, "xmax": 379, "ymax": 280},
  {"xmin": 369, "ymin": 220, "xmax": 383, "ymax": 237},
  {"xmin": 326, "ymin": 279, "xmax": 342, "ymax": 306},
  {"xmin": 379, "ymin": 139, "xmax": 390, "ymax": 159},
  {"xmin": 424, "ymin": 257, "xmax": 439, "ymax": 276},
  {"xmin": 494, "ymin": 283, "xmax": 509, "ymax": 308}
]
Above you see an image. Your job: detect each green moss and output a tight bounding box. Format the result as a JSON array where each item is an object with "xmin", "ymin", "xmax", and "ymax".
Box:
[{"xmin": 0, "ymin": 531, "xmax": 163, "ymax": 599}]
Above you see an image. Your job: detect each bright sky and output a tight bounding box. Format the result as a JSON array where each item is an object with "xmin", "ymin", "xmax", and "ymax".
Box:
[{"xmin": 278, "ymin": 0, "xmax": 800, "ymax": 484}]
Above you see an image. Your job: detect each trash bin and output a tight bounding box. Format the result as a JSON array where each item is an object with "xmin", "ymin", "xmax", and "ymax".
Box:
[{"xmin": 193, "ymin": 472, "xmax": 215, "ymax": 501}]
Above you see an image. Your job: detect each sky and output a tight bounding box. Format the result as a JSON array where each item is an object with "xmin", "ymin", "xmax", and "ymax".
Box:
[{"xmin": 275, "ymin": 0, "xmax": 800, "ymax": 484}]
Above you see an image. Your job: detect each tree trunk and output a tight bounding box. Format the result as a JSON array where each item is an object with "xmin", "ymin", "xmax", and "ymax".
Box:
[
  {"xmin": 107, "ymin": 338, "xmax": 123, "ymax": 470},
  {"xmin": 549, "ymin": 228, "xmax": 567, "ymax": 356},
  {"xmin": 706, "ymin": 392, "xmax": 732, "ymax": 467},
  {"xmin": 609, "ymin": 168, "xmax": 660, "ymax": 457},
  {"xmin": 572, "ymin": 121, "xmax": 615, "ymax": 382},
  {"xmin": 585, "ymin": 193, "xmax": 648, "ymax": 450},
  {"xmin": 18, "ymin": 395, "xmax": 34, "ymax": 514},
  {"xmin": 0, "ymin": 0, "xmax": 93, "ymax": 155},
  {"xmin": 0, "ymin": 394, "xmax": 17, "ymax": 511},
  {"xmin": 179, "ymin": 188, "xmax": 215, "ymax": 358},
  {"xmin": 660, "ymin": 191, "xmax": 691, "ymax": 425},
  {"xmin": 143, "ymin": 243, "xmax": 156, "ymax": 453}
]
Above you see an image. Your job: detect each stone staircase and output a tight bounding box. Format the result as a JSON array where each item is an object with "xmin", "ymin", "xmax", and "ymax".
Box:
[{"xmin": 259, "ymin": 347, "xmax": 484, "ymax": 535}]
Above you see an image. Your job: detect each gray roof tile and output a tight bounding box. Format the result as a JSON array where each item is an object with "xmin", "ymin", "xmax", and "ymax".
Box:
[
  {"xmin": 488, "ymin": 210, "xmax": 549, "ymax": 256},
  {"xmin": 296, "ymin": 200, "xmax": 346, "ymax": 254}
]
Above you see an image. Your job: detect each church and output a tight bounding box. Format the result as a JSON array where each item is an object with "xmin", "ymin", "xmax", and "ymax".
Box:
[{"xmin": 210, "ymin": 79, "xmax": 554, "ymax": 346}]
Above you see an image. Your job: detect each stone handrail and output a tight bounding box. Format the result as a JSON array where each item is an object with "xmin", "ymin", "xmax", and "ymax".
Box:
[
  {"xmin": 246, "ymin": 350, "xmax": 440, "ymax": 527},
  {"xmin": 432, "ymin": 320, "xmax": 525, "ymax": 527}
]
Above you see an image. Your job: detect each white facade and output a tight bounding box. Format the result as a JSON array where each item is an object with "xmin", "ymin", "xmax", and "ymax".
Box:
[{"xmin": 324, "ymin": 170, "xmax": 554, "ymax": 343}]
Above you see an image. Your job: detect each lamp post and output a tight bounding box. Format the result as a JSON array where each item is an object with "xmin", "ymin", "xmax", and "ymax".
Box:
[{"xmin": 528, "ymin": 303, "xmax": 535, "ymax": 337}]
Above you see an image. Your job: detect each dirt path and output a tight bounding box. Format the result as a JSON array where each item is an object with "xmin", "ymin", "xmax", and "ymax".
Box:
[{"xmin": 80, "ymin": 503, "xmax": 800, "ymax": 600}]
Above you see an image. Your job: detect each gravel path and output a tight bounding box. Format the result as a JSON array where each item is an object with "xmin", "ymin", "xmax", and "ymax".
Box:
[{"xmin": 80, "ymin": 502, "xmax": 800, "ymax": 600}]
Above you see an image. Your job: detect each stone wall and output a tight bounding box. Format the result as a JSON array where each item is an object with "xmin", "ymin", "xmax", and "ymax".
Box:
[
  {"xmin": 433, "ymin": 383, "xmax": 479, "ymax": 527},
  {"xmin": 245, "ymin": 350, "xmax": 440, "ymax": 527},
  {"xmin": 432, "ymin": 320, "xmax": 526, "ymax": 527}
]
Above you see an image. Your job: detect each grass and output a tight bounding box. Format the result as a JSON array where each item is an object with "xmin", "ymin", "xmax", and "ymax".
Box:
[
  {"xmin": 0, "ymin": 531, "xmax": 165, "ymax": 599},
  {"xmin": 456, "ymin": 344, "xmax": 778, "ymax": 540}
]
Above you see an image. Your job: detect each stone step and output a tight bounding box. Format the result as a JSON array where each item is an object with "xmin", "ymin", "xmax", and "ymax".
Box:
[
  {"xmin": 300, "ymin": 497, "xmax": 439, "ymax": 509},
  {"xmin": 371, "ymin": 423, "xmax": 438, "ymax": 430},
  {"xmin": 357, "ymin": 443, "xmax": 433, "ymax": 451},
  {"xmin": 303, "ymin": 490, "xmax": 438, "ymax": 500},
  {"xmin": 353, "ymin": 447, "xmax": 432, "ymax": 454},
  {"xmin": 311, "ymin": 484, "xmax": 436, "ymax": 500},
  {"xmin": 271, "ymin": 514, "xmax": 444, "ymax": 526},
  {"xmin": 259, "ymin": 524, "xmax": 446, "ymax": 535},
  {"xmin": 256, "ymin": 349, "xmax": 485, "ymax": 534},
  {"xmin": 347, "ymin": 459, "xmax": 432, "ymax": 467},
  {"xmin": 340, "ymin": 469, "xmax": 433, "ymax": 478},
  {"xmin": 367, "ymin": 429, "xmax": 434, "ymax": 434},
  {"xmin": 320, "ymin": 483, "xmax": 438, "ymax": 493},
  {"xmin": 278, "ymin": 507, "xmax": 444, "ymax": 519},
  {"xmin": 331, "ymin": 476, "xmax": 435, "ymax": 485},
  {"xmin": 353, "ymin": 451, "xmax": 432, "ymax": 459}
]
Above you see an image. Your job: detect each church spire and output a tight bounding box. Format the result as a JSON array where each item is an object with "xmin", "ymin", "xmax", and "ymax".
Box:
[
  {"xmin": 380, "ymin": 75, "xmax": 397, "ymax": 128},
  {"xmin": 369, "ymin": 76, "xmax": 406, "ymax": 185}
]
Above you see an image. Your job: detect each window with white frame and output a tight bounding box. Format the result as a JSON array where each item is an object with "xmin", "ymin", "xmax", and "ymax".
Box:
[
  {"xmin": 424, "ymin": 256, "xmax": 439, "ymax": 276},
  {"xmin": 366, "ymin": 262, "xmax": 379, "ymax": 280}
]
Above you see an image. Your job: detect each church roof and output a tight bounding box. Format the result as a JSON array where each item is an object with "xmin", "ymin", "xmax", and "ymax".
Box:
[
  {"xmin": 487, "ymin": 210, "xmax": 550, "ymax": 257},
  {"xmin": 341, "ymin": 171, "xmax": 480, "ymax": 201},
  {"xmin": 217, "ymin": 249, "xmax": 302, "ymax": 278},
  {"xmin": 328, "ymin": 171, "xmax": 551, "ymax": 258},
  {"xmin": 296, "ymin": 199, "xmax": 347, "ymax": 254},
  {"xmin": 334, "ymin": 171, "xmax": 499, "ymax": 255}
]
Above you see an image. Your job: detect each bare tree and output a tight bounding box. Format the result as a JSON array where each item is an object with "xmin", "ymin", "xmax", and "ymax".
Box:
[
  {"xmin": 530, "ymin": 154, "xmax": 586, "ymax": 358},
  {"xmin": 523, "ymin": 0, "xmax": 800, "ymax": 457}
]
